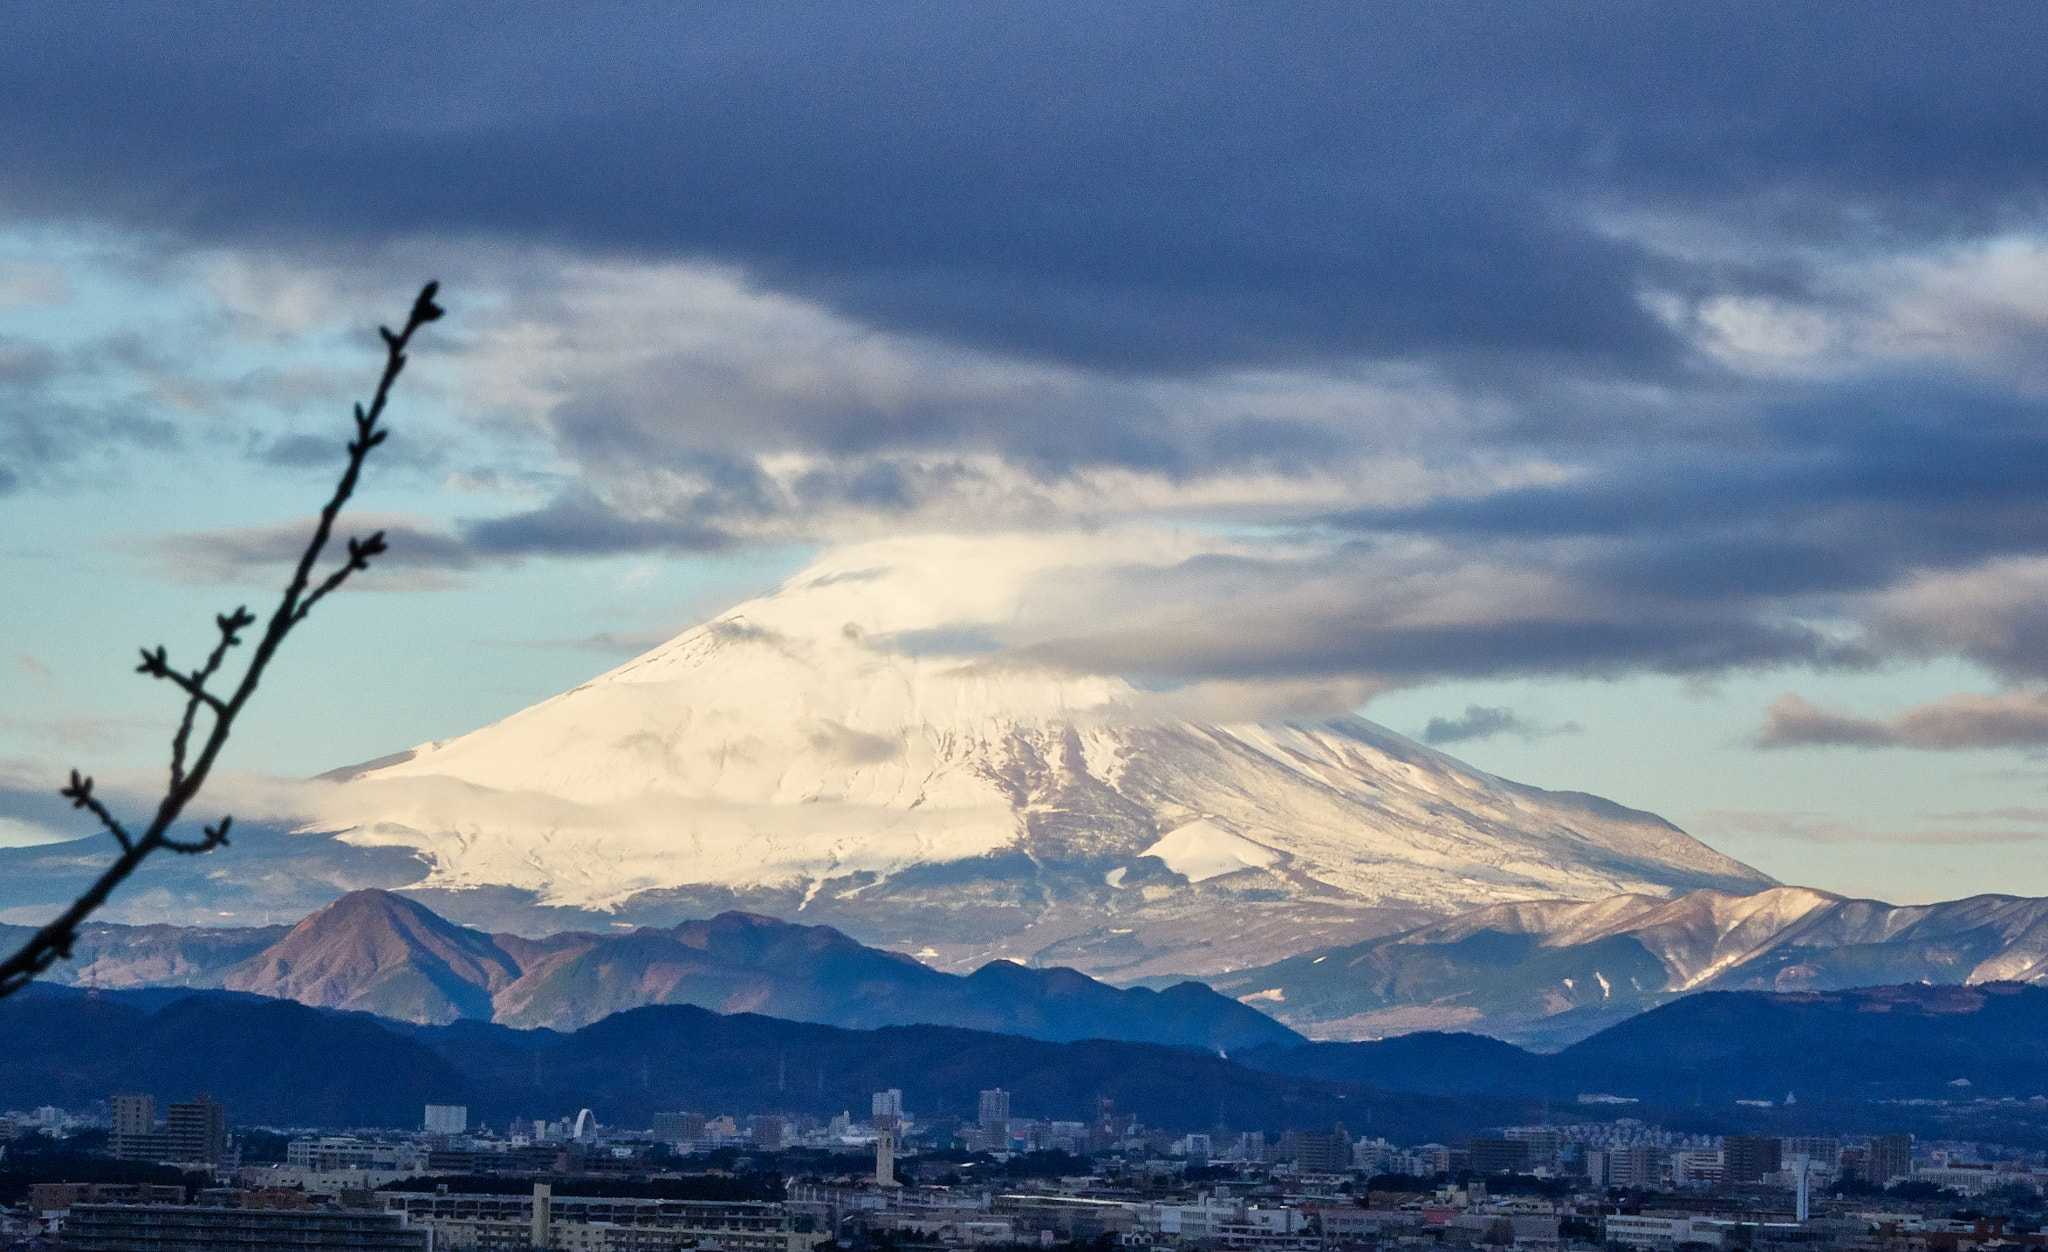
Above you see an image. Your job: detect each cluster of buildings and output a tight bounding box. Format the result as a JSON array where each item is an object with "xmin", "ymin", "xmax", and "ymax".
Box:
[
  {"xmin": 5, "ymin": 1089, "xmax": 2048, "ymax": 1252},
  {"xmin": 642, "ymin": 1088, "xmax": 1115, "ymax": 1157},
  {"xmin": 1453, "ymin": 1125, "xmax": 1928, "ymax": 1194},
  {"xmin": 106, "ymin": 1093, "xmax": 229, "ymax": 1167}
]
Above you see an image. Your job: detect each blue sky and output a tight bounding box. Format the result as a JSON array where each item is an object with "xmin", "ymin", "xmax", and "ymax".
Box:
[{"xmin": 8, "ymin": 3, "xmax": 2048, "ymax": 902}]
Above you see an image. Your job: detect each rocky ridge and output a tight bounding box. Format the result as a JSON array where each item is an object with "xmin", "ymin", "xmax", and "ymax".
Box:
[
  {"xmin": 28, "ymin": 888, "xmax": 1303, "ymax": 1049},
  {"xmin": 1197, "ymin": 887, "xmax": 2048, "ymax": 1046}
]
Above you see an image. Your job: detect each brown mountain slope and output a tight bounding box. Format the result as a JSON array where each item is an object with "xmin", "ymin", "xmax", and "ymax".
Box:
[
  {"xmin": 222, "ymin": 889, "xmax": 522, "ymax": 1024},
  {"xmin": 206, "ymin": 891, "xmax": 1303, "ymax": 1049}
]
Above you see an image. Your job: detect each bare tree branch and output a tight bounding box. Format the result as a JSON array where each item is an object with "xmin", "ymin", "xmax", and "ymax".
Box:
[
  {"xmin": 0, "ymin": 282, "xmax": 443, "ymax": 1001},
  {"xmin": 160, "ymin": 816, "xmax": 233, "ymax": 857},
  {"xmin": 168, "ymin": 609, "xmax": 257, "ymax": 789},
  {"xmin": 58, "ymin": 771, "xmax": 134, "ymax": 855}
]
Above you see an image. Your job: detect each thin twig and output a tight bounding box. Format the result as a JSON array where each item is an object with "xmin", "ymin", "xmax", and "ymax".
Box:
[
  {"xmin": 168, "ymin": 609, "xmax": 257, "ymax": 789},
  {"xmin": 59, "ymin": 771, "xmax": 134, "ymax": 855},
  {"xmin": 0, "ymin": 282, "xmax": 442, "ymax": 1001}
]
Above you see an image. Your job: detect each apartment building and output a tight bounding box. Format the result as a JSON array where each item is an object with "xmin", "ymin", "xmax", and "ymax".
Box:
[
  {"xmin": 61, "ymin": 1204, "xmax": 429, "ymax": 1251},
  {"xmin": 382, "ymin": 1184, "xmax": 827, "ymax": 1252}
]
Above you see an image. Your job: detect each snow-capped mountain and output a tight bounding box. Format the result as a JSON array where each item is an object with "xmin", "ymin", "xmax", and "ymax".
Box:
[
  {"xmin": 298, "ymin": 537, "xmax": 1773, "ymax": 977},
  {"xmin": 1200, "ymin": 887, "xmax": 2048, "ymax": 1046}
]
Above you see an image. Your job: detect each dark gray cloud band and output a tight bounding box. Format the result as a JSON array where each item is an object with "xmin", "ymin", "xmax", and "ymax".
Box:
[
  {"xmin": 15, "ymin": 3, "xmax": 2048, "ymax": 714},
  {"xmin": 5, "ymin": 3, "xmax": 2048, "ymax": 375}
]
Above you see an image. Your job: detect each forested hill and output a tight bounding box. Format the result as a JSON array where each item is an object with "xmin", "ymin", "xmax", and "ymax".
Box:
[{"xmin": 7, "ymin": 982, "xmax": 2044, "ymax": 1142}]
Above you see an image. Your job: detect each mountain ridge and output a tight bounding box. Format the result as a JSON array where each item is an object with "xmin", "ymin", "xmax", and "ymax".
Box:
[
  {"xmin": 1234, "ymin": 981, "xmax": 2048, "ymax": 1109},
  {"xmin": 223, "ymin": 889, "xmax": 523, "ymax": 1023},
  {"xmin": 1195, "ymin": 886, "xmax": 2048, "ymax": 1046},
  {"xmin": 9, "ymin": 982, "xmax": 2047, "ymax": 1144},
  {"xmin": 19, "ymin": 881, "xmax": 2048, "ymax": 1048},
  {"xmin": 189, "ymin": 889, "xmax": 1302, "ymax": 1049}
]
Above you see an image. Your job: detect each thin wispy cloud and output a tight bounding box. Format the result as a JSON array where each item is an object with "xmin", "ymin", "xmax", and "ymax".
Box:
[
  {"xmin": 1695, "ymin": 809, "xmax": 2048, "ymax": 847},
  {"xmin": 149, "ymin": 512, "xmax": 488, "ymax": 586},
  {"xmin": 1757, "ymin": 690, "xmax": 2048, "ymax": 750},
  {"xmin": 0, "ymin": 712, "xmax": 158, "ymax": 753},
  {"xmin": 491, "ymin": 625, "xmax": 691, "ymax": 655},
  {"xmin": 1927, "ymin": 807, "xmax": 2048, "ymax": 823},
  {"xmin": 1421, "ymin": 704, "xmax": 1584, "ymax": 746}
]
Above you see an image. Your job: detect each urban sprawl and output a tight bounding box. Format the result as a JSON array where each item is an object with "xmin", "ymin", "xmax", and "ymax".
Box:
[{"xmin": 2, "ymin": 1090, "xmax": 2046, "ymax": 1251}]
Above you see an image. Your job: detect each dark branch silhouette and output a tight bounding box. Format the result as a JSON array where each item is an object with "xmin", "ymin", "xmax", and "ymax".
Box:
[{"xmin": 0, "ymin": 281, "xmax": 444, "ymax": 1001}]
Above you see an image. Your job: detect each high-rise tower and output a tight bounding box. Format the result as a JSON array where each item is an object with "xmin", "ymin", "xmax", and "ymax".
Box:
[
  {"xmin": 874, "ymin": 1127, "xmax": 895, "ymax": 1187},
  {"xmin": 978, "ymin": 1088, "xmax": 1010, "ymax": 1133}
]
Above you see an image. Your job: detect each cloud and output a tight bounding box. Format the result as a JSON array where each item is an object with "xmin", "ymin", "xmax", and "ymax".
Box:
[
  {"xmin": 6, "ymin": 4, "xmax": 2048, "ymax": 376},
  {"xmin": 1694, "ymin": 809, "xmax": 2048, "ymax": 847},
  {"xmin": 12, "ymin": 8, "xmax": 2048, "ymax": 706},
  {"xmin": 1336, "ymin": 376, "xmax": 2048, "ymax": 604},
  {"xmin": 460, "ymin": 492, "xmax": 735, "ymax": 559},
  {"xmin": 0, "ymin": 344, "xmax": 184, "ymax": 491},
  {"xmin": 1757, "ymin": 689, "xmax": 2048, "ymax": 750},
  {"xmin": 993, "ymin": 541, "xmax": 1873, "ymax": 690},
  {"xmin": 55, "ymin": 247, "xmax": 2048, "ymax": 700},
  {"xmin": 1926, "ymin": 807, "xmax": 2048, "ymax": 822},
  {"xmin": 0, "ymin": 263, "xmax": 65, "ymax": 312},
  {"xmin": 1870, "ymin": 558, "xmax": 2048, "ymax": 681},
  {"xmin": 414, "ymin": 255, "xmax": 1465, "ymax": 544},
  {"xmin": 151, "ymin": 512, "xmax": 489, "ymax": 585},
  {"xmin": 493, "ymin": 625, "xmax": 691, "ymax": 655},
  {"xmin": 1111, "ymin": 677, "xmax": 1392, "ymax": 727},
  {"xmin": 1754, "ymin": 694, "xmax": 1898, "ymax": 748},
  {"xmin": 0, "ymin": 816, "xmax": 74, "ymax": 849},
  {"xmin": 0, "ymin": 712, "xmax": 157, "ymax": 754},
  {"xmin": 1690, "ymin": 811, "xmax": 1879, "ymax": 844},
  {"xmin": 0, "ymin": 758, "xmax": 153, "ymax": 849},
  {"xmin": 0, "ymin": 250, "xmax": 411, "ymax": 495},
  {"xmin": 484, "ymin": 528, "xmax": 1861, "ymax": 716},
  {"xmin": 1421, "ymin": 704, "xmax": 1582, "ymax": 746}
]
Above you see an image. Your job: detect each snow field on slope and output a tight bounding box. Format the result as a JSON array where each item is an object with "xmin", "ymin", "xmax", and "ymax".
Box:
[{"xmin": 308, "ymin": 539, "xmax": 1772, "ymax": 912}]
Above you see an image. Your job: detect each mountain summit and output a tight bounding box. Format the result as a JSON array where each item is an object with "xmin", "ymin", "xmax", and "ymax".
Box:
[
  {"xmin": 214, "ymin": 889, "xmax": 1302, "ymax": 1047},
  {"xmin": 223, "ymin": 888, "xmax": 521, "ymax": 1023},
  {"xmin": 308, "ymin": 537, "xmax": 1772, "ymax": 976}
]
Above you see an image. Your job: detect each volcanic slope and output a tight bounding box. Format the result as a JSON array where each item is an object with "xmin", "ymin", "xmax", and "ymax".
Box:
[{"xmin": 308, "ymin": 537, "xmax": 1773, "ymax": 978}]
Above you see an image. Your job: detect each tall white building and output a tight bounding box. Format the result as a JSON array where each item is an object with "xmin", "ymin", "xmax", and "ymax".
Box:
[
  {"xmin": 423, "ymin": 1105, "xmax": 468, "ymax": 1135},
  {"xmin": 1670, "ymin": 1150, "xmax": 1725, "ymax": 1186},
  {"xmin": 978, "ymin": 1088, "xmax": 1010, "ymax": 1131},
  {"xmin": 875, "ymin": 1127, "xmax": 896, "ymax": 1186},
  {"xmin": 1352, "ymin": 1137, "xmax": 1397, "ymax": 1173}
]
